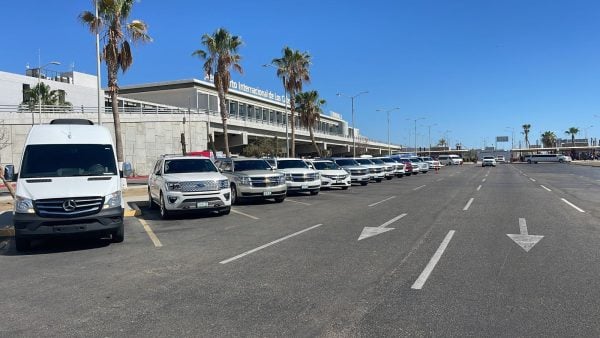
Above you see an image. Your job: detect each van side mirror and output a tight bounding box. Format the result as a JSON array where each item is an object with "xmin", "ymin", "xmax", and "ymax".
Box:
[{"xmin": 13, "ymin": 173, "xmax": 18, "ymax": 181}]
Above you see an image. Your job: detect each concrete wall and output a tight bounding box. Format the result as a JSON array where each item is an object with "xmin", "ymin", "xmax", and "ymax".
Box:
[{"xmin": 0, "ymin": 112, "xmax": 208, "ymax": 176}]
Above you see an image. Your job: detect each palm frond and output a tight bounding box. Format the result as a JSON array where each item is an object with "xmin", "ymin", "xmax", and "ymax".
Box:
[{"xmin": 119, "ymin": 40, "xmax": 133, "ymax": 72}]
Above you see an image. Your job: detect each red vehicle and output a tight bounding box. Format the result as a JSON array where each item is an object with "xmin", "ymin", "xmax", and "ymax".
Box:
[{"xmin": 396, "ymin": 158, "xmax": 414, "ymax": 176}]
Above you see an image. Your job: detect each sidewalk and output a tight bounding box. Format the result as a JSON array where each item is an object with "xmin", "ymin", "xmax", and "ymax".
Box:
[{"xmin": 571, "ymin": 160, "xmax": 600, "ymax": 167}]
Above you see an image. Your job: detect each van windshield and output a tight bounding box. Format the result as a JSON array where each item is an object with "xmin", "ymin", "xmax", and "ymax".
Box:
[{"xmin": 20, "ymin": 144, "xmax": 118, "ymax": 178}]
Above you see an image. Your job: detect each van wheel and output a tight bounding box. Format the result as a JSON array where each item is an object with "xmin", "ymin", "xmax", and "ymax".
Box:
[
  {"xmin": 160, "ymin": 194, "xmax": 170, "ymax": 219},
  {"xmin": 15, "ymin": 237, "xmax": 30, "ymax": 252},
  {"xmin": 148, "ymin": 189, "xmax": 156, "ymax": 209},
  {"xmin": 112, "ymin": 224, "xmax": 124, "ymax": 243},
  {"xmin": 230, "ymin": 184, "xmax": 238, "ymax": 205}
]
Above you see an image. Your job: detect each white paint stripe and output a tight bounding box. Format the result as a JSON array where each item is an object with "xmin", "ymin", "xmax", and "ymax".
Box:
[
  {"xmin": 411, "ymin": 230, "xmax": 456, "ymax": 290},
  {"xmin": 523, "ymin": 174, "xmax": 528, "ymax": 177},
  {"xmin": 540, "ymin": 185, "xmax": 552, "ymax": 192},
  {"xmin": 285, "ymin": 199, "xmax": 311, "ymax": 206},
  {"xmin": 463, "ymin": 197, "xmax": 474, "ymax": 211},
  {"xmin": 476, "ymin": 185, "xmax": 482, "ymax": 191},
  {"xmin": 529, "ymin": 178, "xmax": 536, "ymax": 182},
  {"xmin": 561, "ymin": 198, "xmax": 585, "ymax": 213},
  {"xmin": 378, "ymin": 213, "xmax": 407, "ymax": 228},
  {"xmin": 519, "ymin": 218, "xmax": 528, "ymax": 235},
  {"xmin": 231, "ymin": 208, "xmax": 259, "ymax": 220},
  {"xmin": 413, "ymin": 185, "xmax": 426, "ymax": 191},
  {"xmin": 368, "ymin": 196, "xmax": 396, "ymax": 207},
  {"xmin": 138, "ymin": 219, "xmax": 163, "ymax": 248},
  {"xmin": 220, "ymin": 224, "xmax": 323, "ymax": 264},
  {"xmin": 482, "ymin": 178, "xmax": 486, "ymax": 182},
  {"xmin": 436, "ymin": 178, "xmax": 443, "ymax": 182}
]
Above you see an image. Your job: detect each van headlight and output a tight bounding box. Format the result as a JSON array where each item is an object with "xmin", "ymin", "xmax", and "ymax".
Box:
[
  {"xmin": 103, "ymin": 191, "xmax": 122, "ymax": 209},
  {"xmin": 218, "ymin": 179, "xmax": 229, "ymax": 190},
  {"xmin": 166, "ymin": 182, "xmax": 181, "ymax": 191},
  {"xmin": 15, "ymin": 196, "xmax": 35, "ymax": 214}
]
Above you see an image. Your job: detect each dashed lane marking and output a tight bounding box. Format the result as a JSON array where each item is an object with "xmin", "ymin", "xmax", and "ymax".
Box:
[
  {"xmin": 463, "ymin": 198, "xmax": 474, "ymax": 211},
  {"xmin": 477, "ymin": 185, "xmax": 482, "ymax": 191},
  {"xmin": 529, "ymin": 178, "xmax": 536, "ymax": 182},
  {"xmin": 540, "ymin": 185, "xmax": 552, "ymax": 192},
  {"xmin": 413, "ymin": 185, "xmax": 426, "ymax": 191},
  {"xmin": 231, "ymin": 208, "xmax": 259, "ymax": 220},
  {"xmin": 368, "ymin": 196, "xmax": 396, "ymax": 207},
  {"xmin": 561, "ymin": 198, "xmax": 585, "ymax": 213},
  {"xmin": 220, "ymin": 224, "xmax": 323, "ymax": 264},
  {"xmin": 411, "ymin": 230, "xmax": 456, "ymax": 290}
]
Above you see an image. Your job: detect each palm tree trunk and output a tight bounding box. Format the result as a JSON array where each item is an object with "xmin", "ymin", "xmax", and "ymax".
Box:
[
  {"xmin": 572, "ymin": 135, "xmax": 575, "ymax": 146},
  {"xmin": 289, "ymin": 94, "xmax": 296, "ymax": 157},
  {"xmin": 217, "ymin": 89, "xmax": 230, "ymax": 158},
  {"xmin": 309, "ymin": 126, "xmax": 321, "ymax": 157},
  {"xmin": 111, "ymin": 90, "xmax": 124, "ymax": 163}
]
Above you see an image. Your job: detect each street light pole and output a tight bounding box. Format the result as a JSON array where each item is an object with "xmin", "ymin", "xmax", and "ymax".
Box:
[
  {"xmin": 337, "ymin": 91, "xmax": 369, "ymax": 157},
  {"xmin": 36, "ymin": 60, "xmax": 61, "ymax": 125},
  {"xmin": 376, "ymin": 107, "xmax": 400, "ymax": 156},
  {"xmin": 263, "ymin": 64, "xmax": 290, "ymax": 157},
  {"xmin": 423, "ymin": 123, "xmax": 437, "ymax": 156},
  {"xmin": 95, "ymin": 0, "xmax": 102, "ymax": 125},
  {"xmin": 406, "ymin": 117, "xmax": 425, "ymax": 154}
]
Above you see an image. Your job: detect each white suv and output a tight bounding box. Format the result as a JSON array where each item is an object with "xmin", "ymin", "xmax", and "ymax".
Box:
[
  {"xmin": 310, "ymin": 160, "xmax": 351, "ymax": 190},
  {"xmin": 274, "ymin": 158, "xmax": 321, "ymax": 195},
  {"xmin": 148, "ymin": 156, "xmax": 231, "ymax": 219}
]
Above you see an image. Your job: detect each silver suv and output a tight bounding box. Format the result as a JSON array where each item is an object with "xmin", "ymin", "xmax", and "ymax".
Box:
[
  {"xmin": 148, "ymin": 156, "xmax": 231, "ymax": 219},
  {"xmin": 215, "ymin": 158, "xmax": 287, "ymax": 204}
]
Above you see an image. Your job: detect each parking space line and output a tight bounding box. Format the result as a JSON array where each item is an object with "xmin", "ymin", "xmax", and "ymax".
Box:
[
  {"xmin": 540, "ymin": 185, "xmax": 552, "ymax": 192},
  {"xmin": 138, "ymin": 218, "xmax": 163, "ymax": 247},
  {"xmin": 219, "ymin": 224, "xmax": 323, "ymax": 264},
  {"xmin": 231, "ymin": 208, "xmax": 259, "ymax": 220},
  {"xmin": 411, "ymin": 230, "xmax": 456, "ymax": 290},
  {"xmin": 561, "ymin": 198, "xmax": 585, "ymax": 213},
  {"xmin": 413, "ymin": 185, "xmax": 426, "ymax": 191},
  {"xmin": 477, "ymin": 185, "xmax": 482, "ymax": 191},
  {"xmin": 463, "ymin": 198, "xmax": 474, "ymax": 211},
  {"xmin": 436, "ymin": 178, "xmax": 443, "ymax": 182},
  {"xmin": 529, "ymin": 178, "xmax": 536, "ymax": 182},
  {"xmin": 481, "ymin": 178, "xmax": 486, "ymax": 182},
  {"xmin": 285, "ymin": 199, "xmax": 311, "ymax": 206},
  {"xmin": 368, "ymin": 196, "xmax": 396, "ymax": 207}
]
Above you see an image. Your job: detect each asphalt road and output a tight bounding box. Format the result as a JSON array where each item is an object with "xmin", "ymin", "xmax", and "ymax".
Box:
[{"xmin": 1, "ymin": 163, "xmax": 599, "ymax": 337}]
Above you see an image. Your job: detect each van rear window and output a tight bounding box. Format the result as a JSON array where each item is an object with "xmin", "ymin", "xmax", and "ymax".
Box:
[{"xmin": 20, "ymin": 144, "xmax": 118, "ymax": 178}]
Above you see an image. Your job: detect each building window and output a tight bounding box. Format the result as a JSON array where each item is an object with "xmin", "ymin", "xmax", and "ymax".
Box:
[{"xmin": 239, "ymin": 103, "xmax": 247, "ymax": 120}]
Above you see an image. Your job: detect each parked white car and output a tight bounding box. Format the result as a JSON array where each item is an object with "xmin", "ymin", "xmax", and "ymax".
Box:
[
  {"xmin": 274, "ymin": 158, "xmax": 321, "ymax": 195},
  {"xmin": 370, "ymin": 158, "xmax": 395, "ymax": 180},
  {"xmin": 410, "ymin": 157, "xmax": 429, "ymax": 173},
  {"xmin": 310, "ymin": 160, "xmax": 351, "ymax": 190},
  {"xmin": 378, "ymin": 157, "xmax": 405, "ymax": 177},
  {"xmin": 419, "ymin": 156, "xmax": 441, "ymax": 170},
  {"xmin": 354, "ymin": 158, "xmax": 385, "ymax": 182},
  {"xmin": 331, "ymin": 158, "xmax": 370, "ymax": 186},
  {"xmin": 148, "ymin": 155, "xmax": 231, "ymax": 219}
]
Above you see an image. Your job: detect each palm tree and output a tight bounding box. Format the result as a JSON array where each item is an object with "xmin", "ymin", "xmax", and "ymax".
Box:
[
  {"xmin": 522, "ymin": 124, "xmax": 531, "ymax": 148},
  {"xmin": 80, "ymin": 0, "xmax": 151, "ymax": 162},
  {"xmin": 437, "ymin": 138, "xmax": 447, "ymax": 147},
  {"xmin": 193, "ymin": 28, "xmax": 243, "ymax": 158},
  {"xmin": 21, "ymin": 83, "xmax": 72, "ymax": 111},
  {"xmin": 541, "ymin": 131, "xmax": 557, "ymax": 148},
  {"xmin": 565, "ymin": 127, "xmax": 579, "ymax": 146},
  {"xmin": 295, "ymin": 90, "xmax": 326, "ymax": 157},
  {"xmin": 272, "ymin": 47, "xmax": 311, "ymax": 157}
]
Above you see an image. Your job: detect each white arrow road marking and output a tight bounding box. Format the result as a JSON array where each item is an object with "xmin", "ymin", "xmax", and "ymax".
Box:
[
  {"xmin": 540, "ymin": 185, "xmax": 552, "ymax": 192},
  {"xmin": 506, "ymin": 218, "xmax": 544, "ymax": 252},
  {"xmin": 411, "ymin": 230, "xmax": 456, "ymax": 290},
  {"xmin": 561, "ymin": 198, "xmax": 585, "ymax": 213},
  {"xmin": 413, "ymin": 185, "xmax": 426, "ymax": 191},
  {"xmin": 463, "ymin": 198, "xmax": 474, "ymax": 211},
  {"xmin": 358, "ymin": 213, "xmax": 407, "ymax": 241},
  {"xmin": 368, "ymin": 196, "xmax": 396, "ymax": 207},
  {"xmin": 477, "ymin": 185, "xmax": 482, "ymax": 191},
  {"xmin": 220, "ymin": 224, "xmax": 323, "ymax": 264}
]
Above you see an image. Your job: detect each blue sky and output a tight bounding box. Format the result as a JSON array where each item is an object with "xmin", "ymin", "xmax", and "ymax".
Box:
[{"xmin": 1, "ymin": 0, "xmax": 599, "ymax": 149}]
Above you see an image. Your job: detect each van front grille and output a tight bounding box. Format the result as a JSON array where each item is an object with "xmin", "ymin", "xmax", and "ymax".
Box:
[{"xmin": 35, "ymin": 196, "xmax": 104, "ymax": 218}]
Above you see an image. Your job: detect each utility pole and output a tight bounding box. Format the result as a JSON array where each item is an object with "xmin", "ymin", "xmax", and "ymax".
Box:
[{"xmin": 337, "ymin": 91, "xmax": 369, "ymax": 157}]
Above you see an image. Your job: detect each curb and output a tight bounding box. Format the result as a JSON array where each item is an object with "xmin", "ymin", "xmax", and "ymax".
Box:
[
  {"xmin": 125, "ymin": 201, "xmax": 142, "ymax": 217},
  {"xmin": 0, "ymin": 226, "xmax": 14, "ymax": 238}
]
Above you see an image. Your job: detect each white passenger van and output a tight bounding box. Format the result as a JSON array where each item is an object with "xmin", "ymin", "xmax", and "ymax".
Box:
[
  {"xmin": 438, "ymin": 154, "xmax": 463, "ymax": 165},
  {"xmin": 525, "ymin": 154, "xmax": 572, "ymax": 164},
  {"xmin": 12, "ymin": 119, "xmax": 126, "ymax": 251}
]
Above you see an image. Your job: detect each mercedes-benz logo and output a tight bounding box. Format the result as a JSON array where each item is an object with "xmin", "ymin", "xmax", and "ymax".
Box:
[{"xmin": 62, "ymin": 199, "xmax": 77, "ymax": 212}]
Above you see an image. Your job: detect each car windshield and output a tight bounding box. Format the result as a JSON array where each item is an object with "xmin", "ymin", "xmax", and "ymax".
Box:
[
  {"xmin": 380, "ymin": 158, "xmax": 396, "ymax": 163},
  {"xmin": 277, "ymin": 159, "xmax": 309, "ymax": 169},
  {"xmin": 335, "ymin": 159, "xmax": 359, "ymax": 166},
  {"xmin": 356, "ymin": 159, "xmax": 374, "ymax": 165},
  {"xmin": 313, "ymin": 161, "xmax": 341, "ymax": 170},
  {"xmin": 20, "ymin": 144, "xmax": 118, "ymax": 178},
  {"xmin": 421, "ymin": 157, "xmax": 433, "ymax": 161},
  {"xmin": 234, "ymin": 160, "xmax": 272, "ymax": 171},
  {"xmin": 483, "ymin": 157, "xmax": 495, "ymax": 160},
  {"xmin": 409, "ymin": 158, "xmax": 421, "ymax": 163},
  {"xmin": 164, "ymin": 159, "xmax": 217, "ymax": 174},
  {"xmin": 370, "ymin": 159, "xmax": 386, "ymax": 165}
]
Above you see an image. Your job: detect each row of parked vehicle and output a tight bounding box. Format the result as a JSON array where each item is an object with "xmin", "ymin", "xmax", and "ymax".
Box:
[{"xmin": 146, "ymin": 154, "xmax": 444, "ymax": 219}]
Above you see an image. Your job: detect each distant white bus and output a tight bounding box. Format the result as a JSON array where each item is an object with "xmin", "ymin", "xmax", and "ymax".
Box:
[{"xmin": 525, "ymin": 154, "xmax": 572, "ymax": 164}]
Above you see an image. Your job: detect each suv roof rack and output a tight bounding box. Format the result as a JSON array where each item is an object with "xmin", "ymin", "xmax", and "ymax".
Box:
[{"xmin": 50, "ymin": 119, "xmax": 94, "ymax": 125}]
